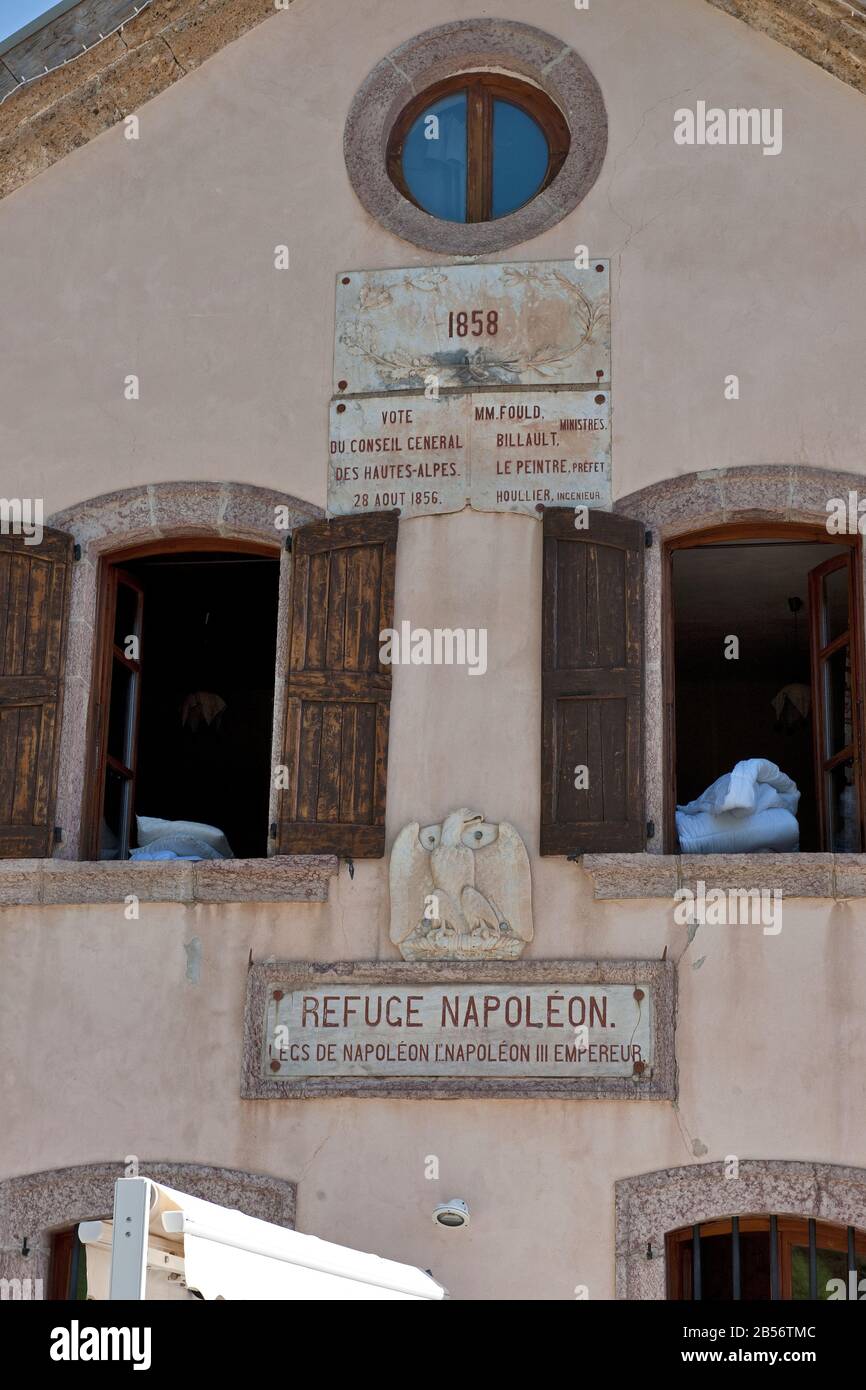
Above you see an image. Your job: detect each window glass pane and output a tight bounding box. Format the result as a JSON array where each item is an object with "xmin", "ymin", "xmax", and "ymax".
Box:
[
  {"xmin": 114, "ymin": 582, "xmax": 140, "ymax": 652},
  {"xmin": 821, "ymin": 564, "xmax": 849, "ymax": 646},
  {"xmin": 686, "ymin": 1229, "xmax": 771, "ymax": 1300},
  {"xmin": 789, "ymin": 1245, "xmax": 861, "ymax": 1300},
  {"xmin": 100, "ymin": 764, "xmax": 129, "ymax": 859},
  {"xmin": 491, "ymin": 99, "xmax": 549, "ymax": 218},
  {"xmin": 107, "ymin": 660, "xmax": 135, "ymax": 767},
  {"xmin": 823, "ymin": 645, "xmax": 852, "ymax": 754},
  {"xmin": 402, "ymin": 92, "xmax": 467, "ymax": 222},
  {"xmin": 826, "ymin": 762, "xmax": 858, "ymax": 851}
]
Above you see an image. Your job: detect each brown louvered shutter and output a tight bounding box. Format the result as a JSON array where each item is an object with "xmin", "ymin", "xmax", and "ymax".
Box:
[
  {"xmin": 277, "ymin": 512, "xmax": 397, "ymax": 857},
  {"xmin": 541, "ymin": 509, "xmax": 644, "ymax": 855},
  {"xmin": 0, "ymin": 527, "xmax": 72, "ymax": 857}
]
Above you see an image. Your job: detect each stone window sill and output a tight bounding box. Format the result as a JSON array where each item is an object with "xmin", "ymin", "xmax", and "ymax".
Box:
[
  {"xmin": 582, "ymin": 853, "xmax": 866, "ymax": 900},
  {"xmin": 0, "ymin": 855, "xmax": 339, "ymax": 906}
]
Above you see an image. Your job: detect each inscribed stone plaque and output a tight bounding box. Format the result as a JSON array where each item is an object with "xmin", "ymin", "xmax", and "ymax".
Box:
[
  {"xmin": 470, "ymin": 389, "xmax": 610, "ymax": 516},
  {"xmin": 328, "ymin": 395, "xmax": 467, "ymax": 518},
  {"xmin": 334, "ymin": 261, "xmax": 610, "ymax": 396},
  {"xmin": 327, "ymin": 390, "xmax": 610, "ymax": 519},
  {"xmin": 265, "ymin": 982, "xmax": 649, "ymax": 1078},
  {"xmin": 242, "ymin": 960, "xmax": 677, "ymax": 1100}
]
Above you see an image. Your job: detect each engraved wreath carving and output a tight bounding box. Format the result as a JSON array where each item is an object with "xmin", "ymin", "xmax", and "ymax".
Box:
[{"xmin": 338, "ymin": 266, "xmax": 609, "ymax": 388}]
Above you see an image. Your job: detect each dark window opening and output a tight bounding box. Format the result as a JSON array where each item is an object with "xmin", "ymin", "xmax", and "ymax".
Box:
[
  {"xmin": 667, "ymin": 1216, "xmax": 866, "ymax": 1301},
  {"xmin": 671, "ymin": 536, "xmax": 864, "ymax": 853},
  {"xmin": 49, "ymin": 1225, "xmax": 92, "ymax": 1301},
  {"xmin": 92, "ymin": 549, "xmax": 280, "ymax": 861}
]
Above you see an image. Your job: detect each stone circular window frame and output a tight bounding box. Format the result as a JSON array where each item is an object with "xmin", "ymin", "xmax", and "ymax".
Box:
[{"xmin": 343, "ymin": 19, "xmax": 608, "ymax": 255}]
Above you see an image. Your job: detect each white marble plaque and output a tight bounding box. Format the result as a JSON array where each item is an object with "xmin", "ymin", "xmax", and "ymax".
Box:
[
  {"xmin": 328, "ymin": 395, "xmax": 467, "ymax": 518},
  {"xmin": 328, "ymin": 390, "xmax": 610, "ymax": 519},
  {"xmin": 263, "ymin": 982, "xmax": 652, "ymax": 1080},
  {"xmin": 470, "ymin": 389, "xmax": 610, "ymax": 517},
  {"xmin": 334, "ymin": 261, "xmax": 610, "ymax": 396}
]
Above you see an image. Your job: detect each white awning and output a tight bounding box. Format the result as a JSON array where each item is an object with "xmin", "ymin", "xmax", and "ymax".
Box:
[{"xmin": 79, "ymin": 1177, "xmax": 447, "ymax": 1301}]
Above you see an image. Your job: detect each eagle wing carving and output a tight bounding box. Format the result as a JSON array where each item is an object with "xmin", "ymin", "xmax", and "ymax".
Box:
[
  {"xmin": 472, "ymin": 822, "xmax": 533, "ymax": 943},
  {"xmin": 389, "ymin": 822, "xmax": 434, "ymax": 946}
]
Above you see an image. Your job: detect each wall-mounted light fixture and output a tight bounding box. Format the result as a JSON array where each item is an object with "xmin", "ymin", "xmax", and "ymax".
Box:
[{"xmin": 432, "ymin": 1199, "xmax": 470, "ymax": 1229}]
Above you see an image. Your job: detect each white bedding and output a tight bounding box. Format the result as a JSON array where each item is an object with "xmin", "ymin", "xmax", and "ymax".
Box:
[{"xmin": 676, "ymin": 758, "xmax": 800, "ymax": 854}]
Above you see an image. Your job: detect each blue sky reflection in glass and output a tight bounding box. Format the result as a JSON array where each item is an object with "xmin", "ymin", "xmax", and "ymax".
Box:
[
  {"xmin": 402, "ymin": 91, "xmax": 467, "ymax": 223},
  {"xmin": 491, "ymin": 100, "xmax": 549, "ymax": 218}
]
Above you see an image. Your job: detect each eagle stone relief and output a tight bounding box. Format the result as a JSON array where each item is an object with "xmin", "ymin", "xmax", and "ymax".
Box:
[{"xmin": 389, "ymin": 808, "xmax": 533, "ymax": 960}]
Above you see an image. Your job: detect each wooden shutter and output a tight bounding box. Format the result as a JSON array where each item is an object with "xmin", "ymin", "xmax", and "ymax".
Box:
[
  {"xmin": 541, "ymin": 509, "xmax": 644, "ymax": 855},
  {"xmin": 277, "ymin": 513, "xmax": 397, "ymax": 857},
  {"xmin": 0, "ymin": 527, "xmax": 72, "ymax": 857}
]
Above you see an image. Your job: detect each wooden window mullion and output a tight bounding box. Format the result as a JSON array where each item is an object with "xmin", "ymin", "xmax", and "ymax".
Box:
[{"xmin": 466, "ymin": 81, "xmax": 487, "ymax": 223}]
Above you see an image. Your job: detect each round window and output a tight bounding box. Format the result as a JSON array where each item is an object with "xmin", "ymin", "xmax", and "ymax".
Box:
[{"xmin": 386, "ymin": 74, "xmax": 570, "ymax": 225}]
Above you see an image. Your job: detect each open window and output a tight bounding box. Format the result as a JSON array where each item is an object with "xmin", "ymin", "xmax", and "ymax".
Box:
[
  {"xmin": 667, "ymin": 525, "xmax": 866, "ymax": 853},
  {"xmin": 667, "ymin": 1216, "xmax": 866, "ymax": 1301},
  {"xmin": 85, "ymin": 514, "xmax": 398, "ymax": 865},
  {"xmin": 87, "ymin": 543, "xmax": 280, "ymax": 861}
]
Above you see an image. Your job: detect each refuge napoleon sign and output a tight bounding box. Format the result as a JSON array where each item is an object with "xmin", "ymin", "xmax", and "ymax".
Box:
[{"xmin": 243, "ymin": 960, "xmax": 676, "ymax": 1100}]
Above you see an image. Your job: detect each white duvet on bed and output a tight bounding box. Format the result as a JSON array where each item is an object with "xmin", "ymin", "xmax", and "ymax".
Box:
[{"xmin": 676, "ymin": 758, "xmax": 800, "ymax": 854}]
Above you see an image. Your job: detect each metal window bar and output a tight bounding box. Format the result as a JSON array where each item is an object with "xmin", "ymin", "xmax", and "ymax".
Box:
[
  {"xmin": 692, "ymin": 1223, "xmax": 702, "ymax": 1301},
  {"xmin": 808, "ymin": 1218, "xmax": 818, "ymax": 1300},
  {"xmin": 770, "ymin": 1215, "xmax": 780, "ymax": 1300},
  {"xmin": 731, "ymin": 1216, "xmax": 741, "ymax": 1300}
]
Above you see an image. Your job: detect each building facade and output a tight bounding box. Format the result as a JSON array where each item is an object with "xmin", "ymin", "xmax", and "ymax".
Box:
[{"xmin": 2, "ymin": 0, "xmax": 866, "ymax": 1302}]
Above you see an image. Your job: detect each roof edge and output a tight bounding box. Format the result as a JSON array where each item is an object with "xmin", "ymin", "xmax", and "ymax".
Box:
[
  {"xmin": 703, "ymin": 0, "xmax": 866, "ymax": 96},
  {"xmin": 0, "ymin": 0, "xmax": 281, "ymax": 203}
]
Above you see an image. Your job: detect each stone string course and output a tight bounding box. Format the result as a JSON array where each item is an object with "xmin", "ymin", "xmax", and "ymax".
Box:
[
  {"xmin": 0, "ymin": 854, "xmax": 338, "ymax": 905},
  {"xmin": 583, "ymin": 852, "xmax": 866, "ymax": 900}
]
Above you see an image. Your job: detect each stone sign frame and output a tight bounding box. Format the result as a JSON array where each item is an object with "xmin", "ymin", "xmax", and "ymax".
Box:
[{"xmin": 242, "ymin": 958, "xmax": 677, "ymax": 1100}]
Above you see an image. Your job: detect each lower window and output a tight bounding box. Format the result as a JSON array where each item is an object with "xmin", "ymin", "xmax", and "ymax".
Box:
[{"xmin": 667, "ymin": 1216, "xmax": 866, "ymax": 1300}]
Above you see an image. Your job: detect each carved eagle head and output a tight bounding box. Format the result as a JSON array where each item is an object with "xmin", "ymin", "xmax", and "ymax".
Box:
[{"xmin": 440, "ymin": 808, "xmax": 483, "ymax": 848}]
